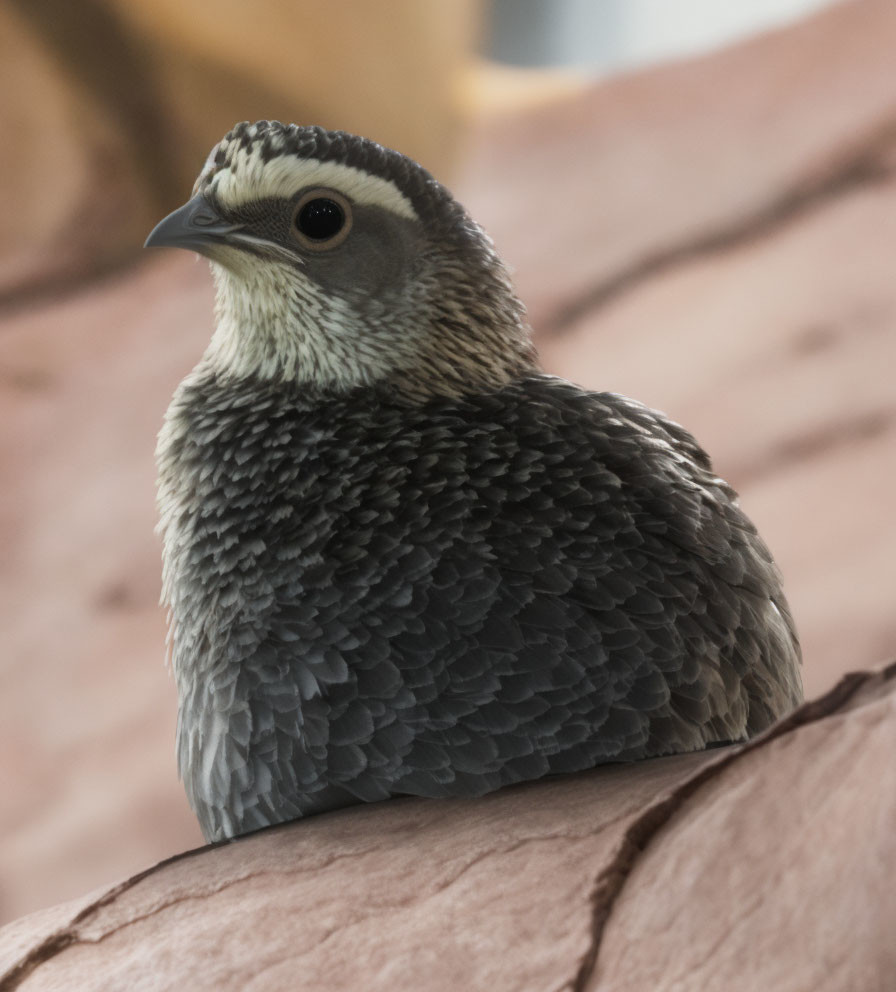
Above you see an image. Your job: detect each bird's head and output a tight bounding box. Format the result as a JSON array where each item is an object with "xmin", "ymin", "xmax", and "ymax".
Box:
[{"xmin": 146, "ymin": 121, "xmax": 537, "ymax": 399}]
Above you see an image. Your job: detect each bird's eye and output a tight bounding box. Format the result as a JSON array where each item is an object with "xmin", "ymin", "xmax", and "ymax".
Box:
[
  {"xmin": 298, "ymin": 199, "xmax": 342, "ymax": 239},
  {"xmin": 292, "ymin": 188, "xmax": 352, "ymax": 250}
]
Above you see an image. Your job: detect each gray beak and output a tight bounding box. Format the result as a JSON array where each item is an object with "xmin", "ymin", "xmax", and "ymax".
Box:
[{"xmin": 144, "ymin": 194, "xmax": 243, "ymax": 253}]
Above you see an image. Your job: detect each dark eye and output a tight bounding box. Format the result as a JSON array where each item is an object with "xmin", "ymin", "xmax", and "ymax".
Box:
[
  {"xmin": 292, "ymin": 188, "xmax": 352, "ymax": 250},
  {"xmin": 297, "ymin": 198, "xmax": 343, "ymax": 239}
]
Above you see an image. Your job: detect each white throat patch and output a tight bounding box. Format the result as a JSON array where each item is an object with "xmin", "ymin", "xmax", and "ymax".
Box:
[{"xmin": 204, "ymin": 259, "xmax": 396, "ymax": 390}]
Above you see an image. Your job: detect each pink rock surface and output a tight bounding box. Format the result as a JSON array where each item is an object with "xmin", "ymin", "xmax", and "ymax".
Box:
[
  {"xmin": 460, "ymin": 0, "xmax": 896, "ymax": 333},
  {"xmin": 590, "ymin": 666, "xmax": 896, "ymax": 992},
  {"xmin": 1, "ymin": 664, "xmax": 892, "ymax": 991},
  {"xmin": 0, "ymin": 258, "xmax": 210, "ymax": 922}
]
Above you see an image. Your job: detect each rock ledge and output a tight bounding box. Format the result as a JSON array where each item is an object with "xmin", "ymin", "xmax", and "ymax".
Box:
[{"xmin": 1, "ymin": 662, "xmax": 893, "ymax": 992}]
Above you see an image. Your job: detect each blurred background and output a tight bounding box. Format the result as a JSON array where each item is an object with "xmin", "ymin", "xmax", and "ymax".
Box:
[{"xmin": 1, "ymin": 0, "xmax": 894, "ymax": 926}]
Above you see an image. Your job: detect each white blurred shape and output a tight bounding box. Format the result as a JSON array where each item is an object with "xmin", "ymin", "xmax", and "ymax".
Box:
[{"xmin": 487, "ymin": 0, "xmax": 840, "ymax": 72}]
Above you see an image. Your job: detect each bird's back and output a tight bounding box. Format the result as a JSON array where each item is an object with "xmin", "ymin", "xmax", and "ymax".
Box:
[{"xmin": 159, "ymin": 369, "xmax": 802, "ymax": 841}]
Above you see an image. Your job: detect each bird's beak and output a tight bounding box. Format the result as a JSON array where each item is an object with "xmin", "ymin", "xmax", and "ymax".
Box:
[{"xmin": 144, "ymin": 194, "xmax": 244, "ymax": 254}]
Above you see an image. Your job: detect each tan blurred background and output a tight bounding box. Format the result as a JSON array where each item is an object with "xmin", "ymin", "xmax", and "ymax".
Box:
[{"xmin": 1, "ymin": 0, "xmax": 894, "ymax": 926}]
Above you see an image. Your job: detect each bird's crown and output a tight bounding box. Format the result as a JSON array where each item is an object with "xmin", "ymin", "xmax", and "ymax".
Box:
[{"xmin": 194, "ymin": 120, "xmax": 464, "ymax": 235}]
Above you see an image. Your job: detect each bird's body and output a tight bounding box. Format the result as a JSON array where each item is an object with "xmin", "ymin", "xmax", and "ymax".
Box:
[{"xmin": 149, "ymin": 121, "xmax": 802, "ymax": 842}]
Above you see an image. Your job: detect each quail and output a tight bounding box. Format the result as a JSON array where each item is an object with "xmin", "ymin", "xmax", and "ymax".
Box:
[{"xmin": 146, "ymin": 120, "xmax": 803, "ymax": 843}]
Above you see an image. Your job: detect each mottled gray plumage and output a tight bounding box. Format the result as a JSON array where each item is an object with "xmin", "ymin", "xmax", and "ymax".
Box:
[{"xmin": 149, "ymin": 121, "xmax": 802, "ymax": 842}]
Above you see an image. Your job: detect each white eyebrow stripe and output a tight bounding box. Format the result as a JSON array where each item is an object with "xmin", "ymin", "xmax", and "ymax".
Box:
[{"xmin": 211, "ymin": 150, "xmax": 418, "ymax": 221}]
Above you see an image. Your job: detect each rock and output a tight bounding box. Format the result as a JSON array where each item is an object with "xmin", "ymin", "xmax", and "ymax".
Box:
[
  {"xmin": 0, "ymin": 257, "xmax": 209, "ymax": 925},
  {"xmin": 460, "ymin": 0, "xmax": 896, "ymax": 333},
  {"xmin": 1, "ymin": 663, "xmax": 893, "ymax": 991},
  {"xmin": 590, "ymin": 664, "xmax": 896, "ymax": 992}
]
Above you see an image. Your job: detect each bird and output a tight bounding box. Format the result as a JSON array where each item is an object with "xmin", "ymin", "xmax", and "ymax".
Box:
[{"xmin": 146, "ymin": 120, "xmax": 803, "ymax": 843}]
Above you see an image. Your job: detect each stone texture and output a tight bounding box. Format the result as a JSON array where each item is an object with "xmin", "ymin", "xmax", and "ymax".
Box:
[
  {"xmin": 0, "ymin": 258, "xmax": 208, "ymax": 924},
  {"xmin": 460, "ymin": 0, "xmax": 896, "ymax": 332},
  {"xmin": 1, "ymin": 0, "xmax": 894, "ymax": 933},
  {"xmin": 589, "ymin": 665, "xmax": 896, "ymax": 992},
  {"xmin": 1, "ymin": 663, "xmax": 892, "ymax": 992}
]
